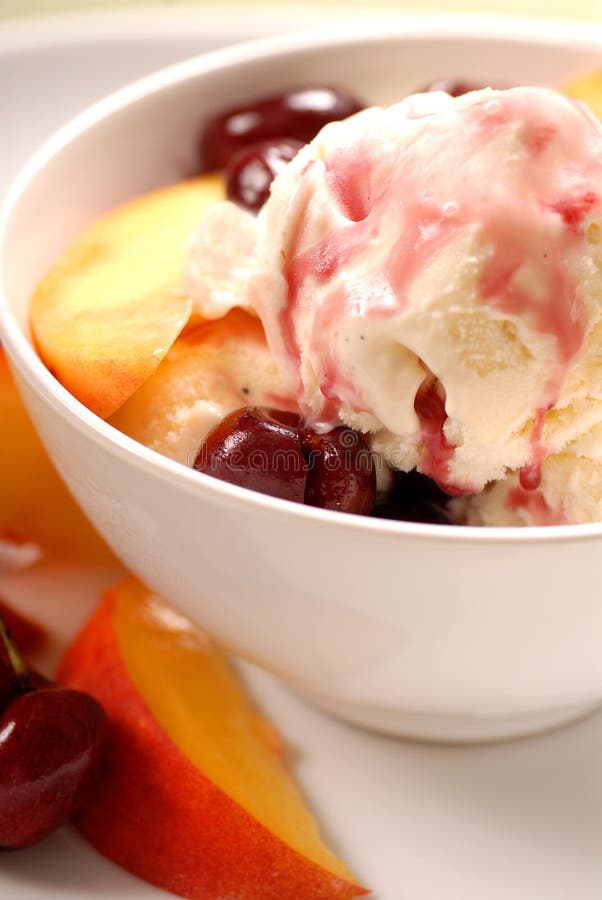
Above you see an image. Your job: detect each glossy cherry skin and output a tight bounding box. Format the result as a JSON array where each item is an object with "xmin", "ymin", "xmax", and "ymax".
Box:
[
  {"xmin": 0, "ymin": 633, "xmax": 22, "ymax": 715},
  {"xmin": 226, "ymin": 138, "xmax": 303, "ymax": 213},
  {"xmin": 302, "ymin": 427, "xmax": 376, "ymax": 515},
  {"xmin": 200, "ymin": 85, "xmax": 364, "ymax": 171},
  {"xmin": 0, "ymin": 687, "xmax": 106, "ymax": 849},
  {"xmin": 194, "ymin": 407, "xmax": 308, "ymax": 503},
  {"xmin": 372, "ymin": 470, "xmax": 453, "ymax": 524}
]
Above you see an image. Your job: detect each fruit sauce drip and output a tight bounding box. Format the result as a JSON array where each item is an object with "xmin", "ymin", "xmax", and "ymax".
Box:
[
  {"xmin": 413, "ymin": 377, "xmax": 471, "ymax": 497},
  {"xmin": 518, "ymin": 407, "xmax": 550, "ymax": 491},
  {"xmin": 505, "ymin": 485, "xmax": 560, "ymax": 526}
]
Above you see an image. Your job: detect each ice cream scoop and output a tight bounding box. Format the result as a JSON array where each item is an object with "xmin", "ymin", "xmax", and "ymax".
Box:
[
  {"xmin": 457, "ymin": 422, "xmax": 602, "ymax": 526},
  {"xmin": 188, "ymin": 86, "xmax": 602, "ymax": 505}
]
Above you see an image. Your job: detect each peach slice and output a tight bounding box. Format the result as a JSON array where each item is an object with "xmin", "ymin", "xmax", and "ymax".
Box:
[
  {"xmin": 109, "ymin": 307, "xmax": 296, "ymax": 467},
  {"xmin": 564, "ymin": 69, "xmax": 602, "ymax": 119},
  {"xmin": 59, "ymin": 579, "xmax": 367, "ymax": 900},
  {"xmin": 30, "ymin": 175, "xmax": 224, "ymax": 420},
  {"xmin": 0, "ymin": 348, "xmax": 113, "ymax": 561}
]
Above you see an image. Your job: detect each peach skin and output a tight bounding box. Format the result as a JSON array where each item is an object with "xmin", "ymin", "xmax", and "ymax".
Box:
[
  {"xmin": 30, "ymin": 175, "xmax": 224, "ymax": 420},
  {"xmin": 59, "ymin": 578, "xmax": 368, "ymax": 900}
]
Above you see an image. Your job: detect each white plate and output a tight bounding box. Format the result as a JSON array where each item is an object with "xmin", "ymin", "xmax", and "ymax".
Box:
[{"xmin": 0, "ymin": 8, "xmax": 601, "ymax": 900}]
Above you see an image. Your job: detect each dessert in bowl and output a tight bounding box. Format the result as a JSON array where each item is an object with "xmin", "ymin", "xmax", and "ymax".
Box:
[{"xmin": 1, "ymin": 20, "xmax": 602, "ymax": 743}]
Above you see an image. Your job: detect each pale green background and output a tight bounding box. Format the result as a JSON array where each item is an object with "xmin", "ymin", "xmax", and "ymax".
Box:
[{"xmin": 0, "ymin": 0, "xmax": 600, "ymax": 22}]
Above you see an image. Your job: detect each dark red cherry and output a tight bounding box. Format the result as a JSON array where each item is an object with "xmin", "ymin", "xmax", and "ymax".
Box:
[
  {"xmin": 0, "ymin": 687, "xmax": 106, "ymax": 849},
  {"xmin": 194, "ymin": 407, "xmax": 307, "ymax": 503},
  {"xmin": 27, "ymin": 670, "xmax": 55, "ymax": 691},
  {"xmin": 301, "ymin": 427, "xmax": 376, "ymax": 515},
  {"xmin": 373, "ymin": 470, "xmax": 453, "ymax": 524},
  {"xmin": 200, "ymin": 85, "xmax": 364, "ymax": 171},
  {"xmin": 226, "ymin": 138, "xmax": 303, "ymax": 213},
  {"xmin": 0, "ymin": 599, "xmax": 47, "ymax": 658},
  {"xmin": 0, "ymin": 615, "xmax": 29, "ymax": 715},
  {"xmin": 421, "ymin": 79, "xmax": 486, "ymax": 97}
]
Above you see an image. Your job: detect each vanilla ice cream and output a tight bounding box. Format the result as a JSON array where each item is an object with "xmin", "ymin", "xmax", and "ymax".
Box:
[
  {"xmin": 187, "ymin": 86, "xmax": 602, "ymax": 522},
  {"xmin": 458, "ymin": 424, "xmax": 602, "ymax": 526}
]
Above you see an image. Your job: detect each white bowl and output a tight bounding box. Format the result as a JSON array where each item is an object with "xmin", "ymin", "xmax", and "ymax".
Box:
[{"xmin": 2, "ymin": 18, "xmax": 602, "ymax": 743}]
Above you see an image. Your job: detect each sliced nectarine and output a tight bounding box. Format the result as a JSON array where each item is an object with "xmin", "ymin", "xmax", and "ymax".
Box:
[
  {"xmin": 59, "ymin": 578, "xmax": 366, "ymax": 899},
  {"xmin": 109, "ymin": 307, "xmax": 295, "ymax": 466},
  {"xmin": 30, "ymin": 175, "xmax": 224, "ymax": 420},
  {"xmin": 564, "ymin": 69, "xmax": 602, "ymax": 119},
  {"xmin": 0, "ymin": 348, "xmax": 113, "ymax": 561}
]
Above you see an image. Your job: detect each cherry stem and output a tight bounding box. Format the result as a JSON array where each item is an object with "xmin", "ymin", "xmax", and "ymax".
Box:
[{"xmin": 0, "ymin": 614, "xmax": 30, "ymax": 692}]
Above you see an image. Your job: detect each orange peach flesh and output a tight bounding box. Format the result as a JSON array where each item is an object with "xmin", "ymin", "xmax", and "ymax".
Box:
[
  {"xmin": 30, "ymin": 175, "xmax": 224, "ymax": 420},
  {"xmin": 60, "ymin": 579, "xmax": 366, "ymax": 899},
  {"xmin": 115, "ymin": 581, "xmax": 356, "ymax": 883},
  {"xmin": 564, "ymin": 69, "xmax": 602, "ymax": 120},
  {"xmin": 109, "ymin": 308, "xmax": 294, "ymax": 466},
  {"xmin": 0, "ymin": 349, "xmax": 113, "ymax": 561}
]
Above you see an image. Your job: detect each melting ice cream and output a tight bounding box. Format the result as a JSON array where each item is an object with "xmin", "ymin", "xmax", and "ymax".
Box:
[{"xmin": 187, "ymin": 86, "xmax": 602, "ymax": 524}]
